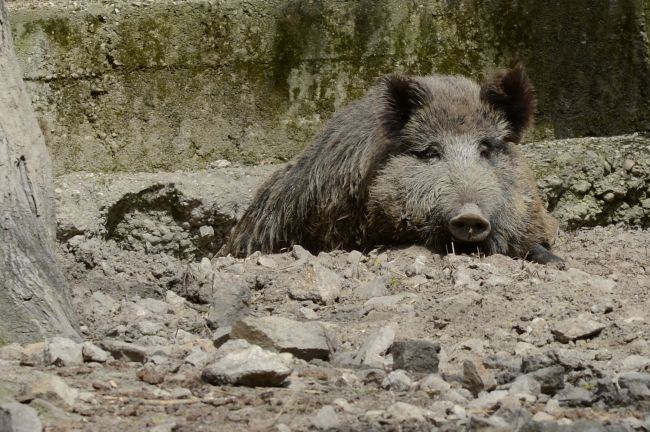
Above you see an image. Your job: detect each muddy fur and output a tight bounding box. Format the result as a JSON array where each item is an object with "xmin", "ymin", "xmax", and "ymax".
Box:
[{"xmin": 224, "ymin": 66, "xmax": 560, "ymax": 263}]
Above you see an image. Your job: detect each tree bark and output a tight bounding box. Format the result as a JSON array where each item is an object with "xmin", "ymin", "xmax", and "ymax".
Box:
[{"xmin": 0, "ymin": 1, "xmax": 79, "ymax": 343}]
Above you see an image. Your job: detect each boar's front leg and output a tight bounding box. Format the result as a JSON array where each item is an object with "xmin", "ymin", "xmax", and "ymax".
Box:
[{"xmin": 527, "ymin": 244, "xmax": 566, "ymax": 269}]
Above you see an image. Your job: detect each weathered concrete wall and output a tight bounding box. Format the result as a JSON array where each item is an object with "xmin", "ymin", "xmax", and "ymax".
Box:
[{"xmin": 7, "ymin": 0, "xmax": 650, "ymax": 174}]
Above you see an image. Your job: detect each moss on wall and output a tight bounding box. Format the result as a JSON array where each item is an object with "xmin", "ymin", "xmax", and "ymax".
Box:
[{"xmin": 7, "ymin": 0, "xmax": 650, "ymax": 174}]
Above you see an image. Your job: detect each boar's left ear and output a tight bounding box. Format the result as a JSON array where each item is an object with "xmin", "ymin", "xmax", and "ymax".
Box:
[
  {"xmin": 480, "ymin": 64, "xmax": 536, "ymax": 142},
  {"xmin": 381, "ymin": 75, "xmax": 431, "ymax": 137}
]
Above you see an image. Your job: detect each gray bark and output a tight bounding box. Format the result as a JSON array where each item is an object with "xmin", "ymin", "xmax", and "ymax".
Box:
[{"xmin": 0, "ymin": 1, "xmax": 79, "ymax": 343}]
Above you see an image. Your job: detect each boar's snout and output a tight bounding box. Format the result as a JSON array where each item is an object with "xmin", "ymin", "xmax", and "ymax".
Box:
[{"xmin": 449, "ymin": 204, "xmax": 491, "ymax": 242}]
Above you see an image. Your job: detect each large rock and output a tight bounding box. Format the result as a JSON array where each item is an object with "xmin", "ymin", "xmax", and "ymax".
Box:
[
  {"xmin": 201, "ymin": 344, "xmax": 293, "ymax": 387},
  {"xmin": 231, "ymin": 316, "xmax": 332, "ymax": 361},
  {"xmin": 0, "ymin": 402, "xmax": 42, "ymax": 432}
]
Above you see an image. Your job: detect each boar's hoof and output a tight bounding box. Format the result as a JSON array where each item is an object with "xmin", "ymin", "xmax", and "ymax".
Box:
[
  {"xmin": 449, "ymin": 204, "xmax": 491, "ymax": 242},
  {"xmin": 527, "ymin": 243, "xmax": 566, "ymax": 269}
]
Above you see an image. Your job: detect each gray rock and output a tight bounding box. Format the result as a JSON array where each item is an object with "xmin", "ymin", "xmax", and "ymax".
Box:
[
  {"xmin": 553, "ymin": 384, "xmax": 593, "ymax": 407},
  {"xmin": 184, "ymin": 348, "xmax": 212, "ymax": 368},
  {"xmin": 44, "ymin": 337, "xmax": 83, "ymax": 367},
  {"xmin": 417, "ymin": 374, "xmax": 451, "ymax": 396},
  {"xmin": 25, "ymin": 371, "xmax": 79, "ymax": 409},
  {"xmin": 212, "ymin": 326, "xmax": 231, "ymax": 348},
  {"xmin": 137, "ymin": 298, "xmax": 170, "ymax": 315},
  {"xmin": 82, "ymin": 342, "xmax": 109, "ymax": 363},
  {"xmin": 99, "ymin": 340, "xmax": 148, "ymax": 363},
  {"xmin": 384, "ymin": 402, "xmax": 429, "ymax": 424},
  {"xmin": 333, "ymin": 372, "xmax": 360, "ymax": 387},
  {"xmin": 551, "ymin": 315, "xmax": 606, "ymax": 343},
  {"xmin": 618, "ymin": 372, "xmax": 650, "ymax": 401},
  {"xmin": 0, "ymin": 344, "xmax": 23, "ymax": 362},
  {"xmin": 289, "ymin": 263, "xmax": 342, "ymax": 305},
  {"xmin": 521, "ymin": 353, "xmax": 556, "ymax": 373},
  {"xmin": 206, "ymin": 272, "xmax": 251, "ymax": 328},
  {"xmin": 355, "ymin": 323, "xmax": 397, "ymax": 369},
  {"xmin": 0, "ymin": 402, "xmax": 43, "ymax": 432},
  {"xmin": 201, "ymin": 345, "xmax": 292, "ymax": 387},
  {"xmin": 382, "ymin": 370, "xmax": 413, "ymax": 392},
  {"xmin": 620, "ymin": 354, "xmax": 650, "ymax": 372},
  {"xmin": 361, "ymin": 293, "xmax": 417, "ymax": 317},
  {"xmin": 292, "ymin": 245, "xmax": 314, "ymax": 260},
  {"xmin": 468, "ymin": 390, "xmax": 509, "ymax": 411},
  {"xmin": 491, "ymin": 405, "xmax": 533, "ymax": 430},
  {"xmin": 311, "ymin": 405, "xmax": 342, "ymax": 430},
  {"xmin": 463, "ymin": 359, "xmax": 497, "ymax": 396},
  {"xmin": 257, "ymin": 256, "xmax": 277, "ymax": 268},
  {"xmin": 527, "ymin": 366, "xmax": 565, "ymax": 395},
  {"xmin": 509, "ymin": 375, "xmax": 542, "ymax": 398},
  {"xmin": 231, "ymin": 316, "xmax": 332, "ymax": 361},
  {"xmin": 135, "ymin": 320, "xmax": 165, "ymax": 336},
  {"xmin": 356, "ymin": 276, "xmax": 389, "ymax": 299},
  {"xmin": 391, "ymin": 340, "xmax": 440, "ymax": 374}
]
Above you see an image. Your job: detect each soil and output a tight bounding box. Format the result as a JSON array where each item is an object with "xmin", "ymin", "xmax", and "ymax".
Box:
[{"xmin": 1, "ymin": 166, "xmax": 649, "ymax": 432}]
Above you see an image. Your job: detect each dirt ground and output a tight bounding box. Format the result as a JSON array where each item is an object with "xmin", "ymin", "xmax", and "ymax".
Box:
[{"xmin": 1, "ymin": 167, "xmax": 649, "ymax": 432}]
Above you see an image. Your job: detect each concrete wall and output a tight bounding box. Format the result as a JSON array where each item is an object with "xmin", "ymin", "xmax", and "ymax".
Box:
[{"xmin": 7, "ymin": 0, "xmax": 650, "ymax": 174}]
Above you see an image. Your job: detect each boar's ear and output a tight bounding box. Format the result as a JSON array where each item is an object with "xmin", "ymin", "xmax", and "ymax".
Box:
[
  {"xmin": 480, "ymin": 64, "xmax": 536, "ymax": 142},
  {"xmin": 381, "ymin": 75, "xmax": 431, "ymax": 136}
]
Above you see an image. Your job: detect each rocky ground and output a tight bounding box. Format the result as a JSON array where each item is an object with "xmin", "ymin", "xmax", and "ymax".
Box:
[{"xmin": 1, "ymin": 165, "xmax": 650, "ymax": 432}]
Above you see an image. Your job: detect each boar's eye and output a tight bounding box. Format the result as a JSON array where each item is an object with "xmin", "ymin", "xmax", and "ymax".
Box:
[
  {"xmin": 412, "ymin": 146, "xmax": 441, "ymax": 160},
  {"xmin": 479, "ymin": 138, "xmax": 502, "ymax": 159}
]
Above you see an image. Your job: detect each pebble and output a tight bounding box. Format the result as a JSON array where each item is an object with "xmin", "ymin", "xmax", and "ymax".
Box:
[
  {"xmin": 231, "ymin": 315, "xmax": 332, "ymax": 361},
  {"xmin": 381, "ymin": 370, "xmax": 412, "ymax": 392},
  {"xmin": 354, "ymin": 323, "xmax": 397, "ymax": 369},
  {"xmin": 201, "ymin": 345, "xmax": 292, "ymax": 387},
  {"xmin": 44, "ymin": 337, "xmax": 83, "ymax": 367},
  {"xmin": 417, "ymin": 374, "xmax": 450, "ymax": 396},
  {"xmin": 384, "ymin": 402, "xmax": 429, "ymax": 424},
  {"xmin": 289, "ymin": 263, "xmax": 342, "ymax": 305},
  {"xmin": 99, "ymin": 340, "xmax": 148, "ymax": 363},
  {"xmin": 311, "ymin": 405, "xmax": 342, "ymax": 430},
  {"xmin": 390, "ymin": 339, "xmax": 440, "ymax": 373},
  {"xmin": 82, "ymin": 342, "xmax": 109, "ymax": 363},
  {"xmin": 0, "ymin": 402, "xmax": 43, "ymax": 432},
  {"xmin": 551, "ymin": 315, "xmax": 606, "ymax": 343}
]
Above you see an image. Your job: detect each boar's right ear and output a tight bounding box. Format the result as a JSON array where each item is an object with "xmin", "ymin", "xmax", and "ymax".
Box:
[
  {"xmin": 381, "ymin": 75, "xmax": 430, "ymax": 136},
  {"xmin": 480, "ymin": 64, "xmax": 536, "ymax": 142}
]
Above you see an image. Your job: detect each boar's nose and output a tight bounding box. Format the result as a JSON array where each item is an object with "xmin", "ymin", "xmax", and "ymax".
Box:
[{"xmin": 449, "ymin": 204, "xmax": 491, "ymax": 242}]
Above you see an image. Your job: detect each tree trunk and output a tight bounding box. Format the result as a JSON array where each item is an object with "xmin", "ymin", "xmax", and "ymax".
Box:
[{"xmin": 0, "ymin": 1, "xmax": 79, "ymax": 343}]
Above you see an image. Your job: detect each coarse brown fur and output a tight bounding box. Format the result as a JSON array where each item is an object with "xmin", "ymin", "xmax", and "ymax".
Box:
[{"xmin": 223, "ymin": 65, "xmax": 562, "ymax": 265}]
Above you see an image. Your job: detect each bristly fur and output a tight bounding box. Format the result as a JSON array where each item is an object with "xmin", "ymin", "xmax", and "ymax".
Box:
[{"xmin": 222, "ymin": 66, "xmax": 560, "ymax": 263}]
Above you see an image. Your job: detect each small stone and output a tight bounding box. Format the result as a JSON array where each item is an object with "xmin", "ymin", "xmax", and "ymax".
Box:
[
  {"xmin": 334, "ymin": 372, "xmax": 360, "ymax": 387},
  {"xmin": 618, "ymin": 372, "xmax": 650, "ymax": 401},
  {"xmin": 391, "ymin": 340, "xmax": 440, "ymax": 373},
  {"xmin": 527, "ymin": 366, "xmax": 565, "ymax": 395},
  {"xmin": 99, "ymin": 340, "xmax": 148, "ymax": 363},
  {"xmin": 165, "ymin": 290, "xmax": 186, "ymax": 307},
  {"xmin": 201, "ymin": 345, "xmax": 292, "ymax": 387},
  {"xmin": 44, "ymin": 337, "xmax": 83, "ymax": 367},
  {"xmin": 382, "ymin": 370, "xmax": 412, "ymax": 392},
  {"xmin": 26, "ymin": 371, "xmax": 79, "ymax": 409},
  {"xmin": 508, "ymin": 375, "xmax": 542, "ymax": 398},
  {"xmin": 384, "ymin": 402, "xmax": 428, "ymax": 424},
  {"xmin": 257, "ymin": 256, "xmax": 277, "ymax": 268},
  {"xmin": 292, "ymin": 245, "xmax": 313, "ymax": 260},
  {"xmin": 137, "ymin": 298, "xmax": 170, "ymax": 315},
  {"xmin": 311, "ymin": 405, "xmax": 342, "ymax": 430},
  {"xmin": 231, "ymin": 316, "xmax": 332, "ymax": 361},
  {"xmin": 289, "ymin": 263, "xmax": 342, "ymax": 305},
  {"xmin": 136, "ymin": 320, "xmax": 164, "ymax": 336},
  {"xmin": 620, "ymin": 355, "xmax": 650, "ymax": 371},
  {"xmin": 553, "ymin": 384, "xmax": 593, "ymax": 407},
  {"xmin": 356, "ymin": 276, "xmax": 389, "ymax": 299},
  {"xmin": 209, "ymin": 159, "xmax": 231, "ymax": 168},
  {"xmin": 174, "ymin": 329, "xmax": 198, "ymax": 345},
  {"xmin": 463, "ymin": 359, "xmax": 496, "ymax": 396},
  {"xmin": 551, "ymin": 315, "xmax": 605, "ymax": 343},
  {"xmin": 405, "ymin": 254, "xmax": 427, "ymax": 276},
  {"xmin": 355, "ymin": 323, "xmax": 397, "ymax": 369},
  {"xmin": 299, "ymin": 307, "xmax": 319, "ymax": 320},
  {"xmin": 0, "ymin": 402, "xmax": 43, "ymax": 432},
  {"xmin": 82, "ymin": 342, "xmax": 109, "ymax": 363},
  {"xmin": 602, "ymin": 192, "xmax": 616, "ymax": 203},
  {"xmin": 20, "ymin": 342, "xmax": 46, "ymax": 366},
  {"xmin": 468, "ymin": 390, "xmax": 508, "ymax": 411},
  {"xmin": 199, "ymin": 225, "xmax": 214, "ymax": 238},
  {"xmin": 184, "ymin": 348, "xmax": 212, "ymax": 368},
  {"xmin": 623, "ymin": 159, "xmax": 635, "ymax": 171},
  {"xmin": 212, "ymin": 326, "xmax": 231, "ymax": 348},
  {"xmin": 136, "ymin": 364, "xmax": 168, "ymax": 385},
  {"xmin": 417, "ymin": 374, "xmax": 450, "ymax": 396},
  {"xmin": 0, "ymin": 344, "xmax": 23, "ymax": 361},
  {"xmin": 532, "ymin": 411, "xmax": 555, "ymax": 422},
  {"xmin": 521, "ymin": 352, "xmax": 555, "ymax": 373}
]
